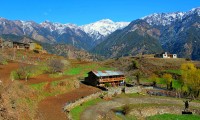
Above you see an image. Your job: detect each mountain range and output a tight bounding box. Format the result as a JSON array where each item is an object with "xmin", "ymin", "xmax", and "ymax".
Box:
[
  {"xmin": 93, "ymin": 7, "xmax": 200, "ymax": 60},
  {"xmin": 1, "ymin": 7, "xmax": 200, "ymax": 60},
  {"xmin": 0, "ymin": 18, "xmax": 128, "ymax": 50}
]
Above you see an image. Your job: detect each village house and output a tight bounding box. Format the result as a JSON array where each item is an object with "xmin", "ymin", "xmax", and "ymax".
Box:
[
  {"xmin": 13, "ymin": 41, "xmax": 30, "ymax": 50},
  {"xmin": 154, "ymin": 52, "xmax": 177, "ymax": 58},
  {"xmin": 1, "ymin": 40, "xmax": 13, "ymax": 48},
  {"xmin": 0, "ymin": 40, "xmax": 44, "ymax": 52},
  {"xmin": 0, "ymin": 40, "xmax": 29, "ymax": 50},
  {"xmin": 85, "ymin": 70, "xmax": 125, "ymax": 87}
]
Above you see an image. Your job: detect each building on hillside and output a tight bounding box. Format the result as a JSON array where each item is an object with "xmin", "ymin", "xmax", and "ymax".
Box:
[
  {"xmin": 154, "ymin": 52, "xmax": 177, "ymax": 58},
  {"xmin": 13, "ymin": 41, "xmax": 30, "ymax": 50},
  {"xmin": 0, "ymin": 40, "xmax": 44, "ymax": 52},
  {"xmin": 2, "ymin": 41, "xmax": 13, "ymax": 48},
  {"xmin": 85, "ymin": 70, "xmax": 125, "ymax": 87},
  {"xmin": 1, "ymin": 40, "xmax": 29, "ymax": 50}
]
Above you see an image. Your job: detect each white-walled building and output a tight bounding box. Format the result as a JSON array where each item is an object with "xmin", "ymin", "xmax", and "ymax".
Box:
[{"xmin": 155, "ymin": 52, "xmax": 177, "ymax": 58}]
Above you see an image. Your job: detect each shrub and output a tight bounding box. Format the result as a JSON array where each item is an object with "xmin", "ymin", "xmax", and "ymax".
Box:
[
  {"xmin": 12, "ymin": 64, "xmax": 34, "ymax": 81},
  {"xmin": 185, "ymin": 58, "xmax": 191, "ymax": 61},
  {"xmin": 48, "ymin": 59, "xmax": 64, "ymax": 73},
  {"xmin": 0, "ymin": 54, "xmax": 7, "ymax": 65},
  {"xmin": 33, "ymin": 49, "xmax": 39, "ymax": 53},
  {"xmin": 128, "ymin": 60, "xmax": 139, "ymax": 70},
  {"xmin": 105, "ymin": 83, "xmax": 111, "ymax": 87},
  {"xmin": 122, "ymin": 105, "xmax": 131, "ymax": 115},
  {"xmin": 10, "ymin": 71, "xmax": 20, "ymax": 80}
]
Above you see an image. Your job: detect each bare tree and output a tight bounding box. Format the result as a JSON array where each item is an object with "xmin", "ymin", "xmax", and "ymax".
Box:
[
  {"xmin": 16, "ymin": 64, "xmax": 34, "ymax": 81},
  {"xmin": 48, "ymin": 59, "xmax": 64, "ymax": 73}
]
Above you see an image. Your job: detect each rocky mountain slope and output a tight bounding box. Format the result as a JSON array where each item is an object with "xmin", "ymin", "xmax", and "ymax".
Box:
[
  {"xmin": 0, "ymin": 18, "xmax": 94, "ymax": 50},
  {"xmin": 0, "ymin": 18, "xmax": 128, "ymax": 50},
  {"xmin": 93, "ymin": 7, "xmax": 200, "ymax": 60}
]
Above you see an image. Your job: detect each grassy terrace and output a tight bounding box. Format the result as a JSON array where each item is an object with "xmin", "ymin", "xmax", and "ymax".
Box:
[
  {"xmin": 70, "ymin": 98, "xmax": 104, "ymax": 120},
  {"xmin": 147, "ymin": 114, "xmax": 200, "ymax": 120},
  {"xmin": 24, "ymin": 62, "xmax": 114, "ymax": 119}
]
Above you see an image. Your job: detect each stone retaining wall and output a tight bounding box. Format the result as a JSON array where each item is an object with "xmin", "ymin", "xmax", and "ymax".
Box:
[
  {"xmin": 63, "ymin": 92, "xmax": 102, "ymax": 112},
  {"xmin": 108, "ymin": 87, "xmax": 122, "ymax": 95},
  {"xmin": 125, "ymin": 86, "xmax": 142, "ymax": 94}
]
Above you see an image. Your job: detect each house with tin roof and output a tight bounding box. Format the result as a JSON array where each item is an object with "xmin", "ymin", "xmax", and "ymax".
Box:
[{"xmin": 85, "ymin": 70, "xmax": 125, "ymax": 87}]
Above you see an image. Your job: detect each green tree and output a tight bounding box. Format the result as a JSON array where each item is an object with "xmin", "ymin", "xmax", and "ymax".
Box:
[
  {"xmin": 163, "ymin": 73, "xmax": 173, "ymax": 90},
  {"xmin": 129, "ymin": 60, "xmax": 139, "ymax": 70},
  {"xmin": 134, "ymin": 70, "xmax": 142, "ymax": 85},
  {"xmin": 149, "ymin": 74, "xmax": 159, "ymax": 87},
  {"xmin": 181, "ymin": 63, "xmax": 200, "ymax": 98}
]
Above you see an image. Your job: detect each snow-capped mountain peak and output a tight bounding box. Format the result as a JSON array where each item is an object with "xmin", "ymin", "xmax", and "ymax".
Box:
[
  {"xmin": 141, "ymin": 7, "xmax": 200, "ymax": 26},
  {"xmin": 185, "ymin": 7, "xmax": 200, "ymax": 16},
  {"xmin": 80, "ymin": 19, "xmax": 130, "ymax": 40},
  {"xmin": 97, "ymin": 19, "xmax": 114, "ymax": 23},
  {"xmin": 40, "ymin": 21, "xmax": 80, "ymax": 34},
  {"xmin": 142, "ymin": 12, "xmax": 185, "ymax": 26}
]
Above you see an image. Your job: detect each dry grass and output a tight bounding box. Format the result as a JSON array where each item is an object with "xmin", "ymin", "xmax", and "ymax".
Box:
[{"xmin": 1, "ymin": 81, "xmax": 39, "ymax": 119}]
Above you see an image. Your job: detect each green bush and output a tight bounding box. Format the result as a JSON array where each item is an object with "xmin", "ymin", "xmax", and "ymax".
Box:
[
  {"xmin": 105, "ymin": 83, "xmax": 111, "ymax": 87},
  {"xmin": 129, "ymin": 60, "xmax": 139, "ymax": 70},
  {"xmin": 0, "ymin": 54, "xmax": 7, "ymax": 65},
  {"xmin": 10, "ymin": 71, "xmax": 20, "ymax": 80}
]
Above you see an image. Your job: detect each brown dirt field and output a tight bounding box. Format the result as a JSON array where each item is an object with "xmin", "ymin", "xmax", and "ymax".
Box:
[
  {"xmin": 22, "ymin": 74, "xmax": 74, "ymax": 85},
  {"xmin": 37, "ymin": 84, "xmax": 101, "ymax": 120},
  {"xmin": 0, "ymin": 61, "xmax": 19, "ymax": 85},
  {"xmin": 0, "ymin": 61, "xmax": 100, "ymax": 120}
]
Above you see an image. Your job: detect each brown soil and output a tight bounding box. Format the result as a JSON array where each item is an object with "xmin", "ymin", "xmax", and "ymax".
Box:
[
  {"xmin": 0, "ymin": 61, "xmax": 19, "ymax": 85},
  {"xmin": 37, "ymin": 84, "xmax": 101, "ymax": 120},
  {"xmin": 22, "ymin": 74, "xmax": 74, "ymax": 85}
]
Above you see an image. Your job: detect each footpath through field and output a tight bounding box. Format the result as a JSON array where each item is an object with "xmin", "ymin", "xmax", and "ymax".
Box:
[{"xmin": 37, "ymin": 83, "xmax": 101, "ymax": 120}]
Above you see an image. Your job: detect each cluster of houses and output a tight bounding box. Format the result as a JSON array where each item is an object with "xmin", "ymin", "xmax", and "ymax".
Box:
[{"xmin": 0, "ymin": 39, "xmax": 44, "ymax": 52}]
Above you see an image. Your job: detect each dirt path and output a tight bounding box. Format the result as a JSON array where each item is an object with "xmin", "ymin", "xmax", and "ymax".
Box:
[
  {"xmin": 37, "ymin": 84, "xmax": 101, "ymax": 120},
  {"xmin": 0, "ymin": 62, "xmax": 19, "ymax": 85}
]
